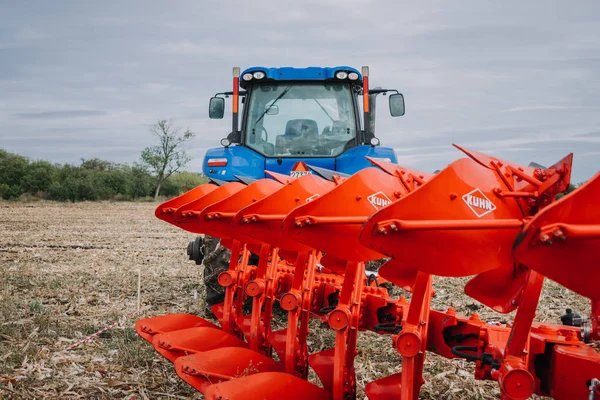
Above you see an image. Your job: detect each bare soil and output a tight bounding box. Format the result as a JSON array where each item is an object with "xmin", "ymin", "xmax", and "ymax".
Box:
[{"xmin": 0, "ymin": 202, "xmax": 591, "ymax": 399}]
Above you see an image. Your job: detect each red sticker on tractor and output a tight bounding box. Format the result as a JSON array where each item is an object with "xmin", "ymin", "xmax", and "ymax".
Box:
[
  {"xmin": 462, "ymin": 188, "xmax": 496, "ymax": 218},
  {"xmin": 367, "ymin": 191, "xmax": 392, "ymax": 210}
]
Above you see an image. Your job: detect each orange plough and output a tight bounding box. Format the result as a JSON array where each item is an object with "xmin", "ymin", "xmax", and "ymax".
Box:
[{"xmin": 136, "ymin": 148, "xmax": 600, "ymax": 400}]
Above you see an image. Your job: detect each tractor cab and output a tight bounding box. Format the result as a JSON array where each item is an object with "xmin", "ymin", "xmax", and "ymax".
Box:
[{"xmin": 204, "ymin": 66, "xmax": 405, "ymax": 180}]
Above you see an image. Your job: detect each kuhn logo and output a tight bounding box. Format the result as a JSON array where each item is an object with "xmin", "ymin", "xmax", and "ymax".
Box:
[
  {"xmin": 462, "ymin": 188, "xmax": 496, "ymax": 218},
  {"xmin": 367, "ymin": 191, "xmax": 392, "ymax": 210}
]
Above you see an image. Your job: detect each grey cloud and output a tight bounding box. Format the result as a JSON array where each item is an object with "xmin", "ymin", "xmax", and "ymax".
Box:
[{"xmin": 11, "ymin": 110, "xmax": 107, "ymax": 119}]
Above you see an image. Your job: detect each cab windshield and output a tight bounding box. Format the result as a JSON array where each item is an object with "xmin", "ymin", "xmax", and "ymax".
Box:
[{"xmin": 244, "ymin": 83, "xmax": 357, "ymax": 157}]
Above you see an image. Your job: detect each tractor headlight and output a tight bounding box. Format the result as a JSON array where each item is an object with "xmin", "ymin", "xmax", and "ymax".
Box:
[
  {"xmin": 220, "ymin": 138, "xmax": 231, "ymax": 147},
  {"xmin": 242, "ymin": 73, "xmax": 253, "ymax": 81},
  {"xmin": 335, "ymin": 71, "xmax": 348, "ymax": 79},
  {"xmin": 370, "ymin": 137, "xmax": 380, "ymax": 146},
  {"xmin": 252, "ymin": 71, "xmax": 266, "ymax": 79},
  {"xmin": 348, "ymin": 72, "xmax": 359, "ymax": 80}
]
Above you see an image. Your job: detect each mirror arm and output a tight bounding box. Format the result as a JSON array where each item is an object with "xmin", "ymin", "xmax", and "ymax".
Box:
[
  {"xmin": 368, "ymin": 88, "xmax": 399, "ymax": 96},
  {"xmin": 214, "ymin": 90, "xmax": 247, "ymax": 98},
  {"xmin": 226, "ymin": 130, "xmax": 241, "ymax": 144}
]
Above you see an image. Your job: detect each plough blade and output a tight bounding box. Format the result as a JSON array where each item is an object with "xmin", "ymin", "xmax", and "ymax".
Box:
[
  {"xmin": 203, "ymin": 372, "xmax": 331, "ymax": 400},
  {"xmin": 308, "ymin": 347, "xmax": 336, "ymax": 392},
  {"xmin": 172, "ymin": 181, "xmax": 246, "ymax": 232},
  {"xmin": 267, "ymin": 328, "xmax": 298, "ymax": 361},
  {"xmin": 154, "ymin": 183, "xmax": 218, "ymax": 225},
  {"xmin": 187, "ymin": 179, "xmax": 282, "ymax": 242},
  {"xmin": 378, "ymin": 259, "xmax": 418, "ymax": 292},
  {"xmin": 283, "ymin": 167, "xmax": 407, "ymax": 262},
  {"xmin": 514, "ymin": 173, "xmax": 600, "ymax": 300},
  {"xmin": 234, "ymin": 173, "xmax": 336, "ymax": 254},
  {"xmin": 174, "ymin": 347, "xmax": 284, "ymax": 392},
  {"xmin": 365, "ymin": 373, "xmax": 403, "ymax": 400},
  {"xmin": 234, "ymin": 314, "xmax": 253, "ymax": 340},
  {"xmin": 135, "ymin": 313, "xmax": 217, "ymax": 344},
  {"xmin": 151, "ymin": 327, "xmax": 247, "ymax": 362},
  {"xmin": 464, "ymin": 265, "xmax": 527, "ymax": 313},
  {"xmin": 360, "ymin": 157, "xmax": 525, "ymax": 277}
]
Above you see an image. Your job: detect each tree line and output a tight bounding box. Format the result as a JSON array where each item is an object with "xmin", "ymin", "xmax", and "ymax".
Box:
[
  {"xmin": 0, "ymin": 149, "xmax": 206, "ymax": 202},
  {"xmin": 1, "ymin": 120, "xmax": 205, "ymax": 202}
]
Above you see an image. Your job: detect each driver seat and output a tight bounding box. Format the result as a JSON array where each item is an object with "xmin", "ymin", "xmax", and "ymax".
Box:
[{"xmin": 276, "ymin": 119, "xmax": 319, "ymax": 154}]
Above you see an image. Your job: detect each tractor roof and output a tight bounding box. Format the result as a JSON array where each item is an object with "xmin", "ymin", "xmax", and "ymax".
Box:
[{"xmin": 239, "ymin": 66, "xmax": 362, "ymax": 88}]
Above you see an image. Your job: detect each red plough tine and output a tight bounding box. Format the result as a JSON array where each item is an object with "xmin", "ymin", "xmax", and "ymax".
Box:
[
  {"xmin": 136, "ymin": 313, "xmax": 217, "ymax": 344},
  {"xmin": 234, "ymin": 171, "xmax": 337, "ymax": 376},
  {"xmin": 135, "ymin": 182, "xmax": 243, "ymax": 344},
  {"xmin": 152, "ymin": 326, "xmax": 247, "ymax": 362},
  {"xmin": 174, "ymin": 347, "xmax": 285, "ymax": 393},
  {"xmin": 164, "ymin": 179, "xmax": 289, "ymax": 392},
  {"xmin": 140, "ymin": 179, "xmax": 285, "ymax": 374},
  {"xmin": 195, "ymin": 171, "xmax": 343, "ymax": 400},
  {"xmin": 281, "ymin": 161, "xmax": 425, "ymax": 400},
  {"xmin": 204, "ymin": 372, "xmax": 331, "ymax": 400}
]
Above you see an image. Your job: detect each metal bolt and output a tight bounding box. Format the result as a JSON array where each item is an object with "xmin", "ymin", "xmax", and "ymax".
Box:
[
  {"xmin": 539, "ymin": 233, "xmax": 552, "ymax": 245},
  {"xmin": 553, "ymin": 229, "xmax": 566, "ymax": 241},
  {"xmin": 390, "ymin": 223, "xmax": 398, "ymax": 232}
]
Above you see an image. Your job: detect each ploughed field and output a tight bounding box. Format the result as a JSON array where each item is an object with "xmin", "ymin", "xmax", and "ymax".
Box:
[{"xmin": 0, "ymin": 201, "xmax": 592, "ymax": 399}]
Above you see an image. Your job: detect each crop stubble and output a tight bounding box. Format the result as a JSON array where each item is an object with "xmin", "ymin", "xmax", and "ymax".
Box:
[{"xmin": 0, "ymin": 202, "xmax": 592, "ymax": 399}]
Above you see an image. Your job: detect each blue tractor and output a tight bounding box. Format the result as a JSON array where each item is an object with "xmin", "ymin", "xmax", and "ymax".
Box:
[
  {"xmin": 204, "ymin": 66, "xmax": 405, "ymax": 179},
  {"xmin": 188, "ymin": 66, "xmax": 405, "ymax": 307}
]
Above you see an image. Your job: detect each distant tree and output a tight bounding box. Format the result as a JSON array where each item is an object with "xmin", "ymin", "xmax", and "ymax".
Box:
[
  {"xmin": 555, "ymin": 183, "xmax": 577, "ymax": 200},
  {"xmin": 140, "ymin": 120, "xmax": 195, "ymax": 199},
  {"xmin": 80, "ymin": 158, "xmax": 114, "ymax": 171}
]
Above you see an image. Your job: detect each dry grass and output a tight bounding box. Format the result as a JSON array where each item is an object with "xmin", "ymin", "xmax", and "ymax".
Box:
[{"xmin": 0, "ymin": 201, "xmax": 591, "ymax": 399}]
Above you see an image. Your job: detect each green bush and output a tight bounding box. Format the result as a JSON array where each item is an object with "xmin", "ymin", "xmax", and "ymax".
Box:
[
  {"xmin": 161, "ymin": 171, "xmax": 208, "ymax": 197},
  {"xmin": 0, "ymin": 148, "xmax": 205, "ymax": 202}
]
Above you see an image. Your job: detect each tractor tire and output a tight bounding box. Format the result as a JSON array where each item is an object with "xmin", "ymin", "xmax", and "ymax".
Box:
[
  {"xmin": 201, "ymin": 236, "xmax": 230, "ymax": 308},
  {"xmin": 187, "ymin": 236, "xmax": 205, "ymax": 265}
]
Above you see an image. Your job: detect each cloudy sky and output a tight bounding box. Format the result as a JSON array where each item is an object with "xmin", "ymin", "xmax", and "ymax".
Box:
[{"xmin": 1, "ymin": 1, "xmax": 599, "ymax": 182}]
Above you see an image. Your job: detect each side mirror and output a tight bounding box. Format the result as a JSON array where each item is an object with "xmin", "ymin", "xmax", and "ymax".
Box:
[
  {"xmin": 266, "ymin": 105, "xmax": 279, "ymax": 116},
  {"xmin": 389, "ymin": 93, "xmax": 405, "ymax": 117},
  {"xmin": 209, "ymin": 97, "xmax": 225, "ymax": 119}
]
